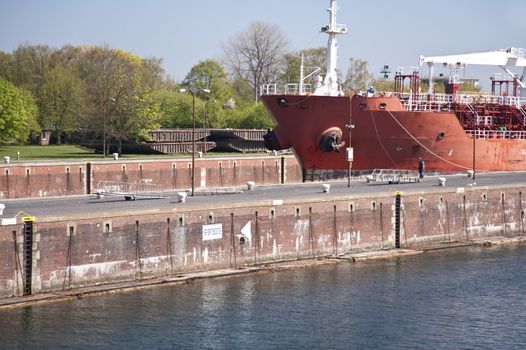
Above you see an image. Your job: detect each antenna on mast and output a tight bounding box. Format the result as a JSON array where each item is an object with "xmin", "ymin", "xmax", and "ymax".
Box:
[{"xmin": 314, "ymin": 0, "xmax": 348, "ymax": 96}]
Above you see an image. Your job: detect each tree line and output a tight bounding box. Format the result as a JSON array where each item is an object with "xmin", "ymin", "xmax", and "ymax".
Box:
[{"xmin": 0, "ymin": 21, "xmax": 379, "ymax": 153}]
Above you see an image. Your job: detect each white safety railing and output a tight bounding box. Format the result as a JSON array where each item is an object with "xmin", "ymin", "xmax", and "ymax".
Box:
[
  {"xmin": 260, "ymin": 84, "xmax": 526, "ymax": 106},
  {"xmin": 398, "ymin": 92, "xmax": 526, "ymax": 112},
  {"xmin": 365, "ymin": 169, "xmax": 420, "ymax": 184},
  {"xmin": 465, "ymin": 129, "xmax": 526, "ymax": 140},
  {"xmin": 94, "ymin": 180, "xmax": 165, "ymax": 200},
  {"xmin": 259, "ymin": 83, "xmax": 315, "ymax": 97}
]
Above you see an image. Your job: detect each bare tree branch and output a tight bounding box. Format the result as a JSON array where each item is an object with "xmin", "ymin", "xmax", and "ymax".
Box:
[{"xmin": 222, "ymin": 21, "xmax": 288, "ymax": 101}]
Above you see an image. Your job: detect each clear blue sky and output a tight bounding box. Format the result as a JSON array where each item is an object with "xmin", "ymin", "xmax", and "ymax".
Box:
[{"xmin": 1, "ymin": 0, "xmax": 525, "ymax": 89}]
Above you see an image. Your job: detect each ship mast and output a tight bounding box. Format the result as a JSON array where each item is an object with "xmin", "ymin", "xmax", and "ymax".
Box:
[{"xmin": 314, "ymin": 0, "xmax": 348, "ymax": 96}]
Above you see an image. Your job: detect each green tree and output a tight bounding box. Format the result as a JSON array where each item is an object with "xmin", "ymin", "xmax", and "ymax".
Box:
[
  {"xmin": 279, "ymin": 47, "xmax": 326, "ymax": 86},
  {"xmin": 183, "ymin": 59, "xmax": 233, "ymax": 102},
  {"xmin": 369, "ymin": 77, "xmax": 395, "ymax": 92},
  {"xmin": 0, "ymin": 77, "xmax": 39, "ymax": 143},
  {"xmin": 344, "ymin": 58, "xmax": 372, "ymax": 92},
  {"xmin": 180, "ymin": 60, "xmax": 238, "ymax": 129},
  {"xmin": 0, "ymin": 51, "xmax": 11, "ymax": 79},
  {"xmin": 141, "ymin": 56, "xmax": 166, "ymax": 91},
  {"xmin": 279, "ymin": 53, "xmax": 300, "ymax": 84},
  {"xmin": 81, "ymin": 46, "xmax": 162, "ymax": 155},
  {"xmin": 9, "ymin": 44, "xmax": 53, "ymax": 91},
  {"xmin": 156, "ymin": 90, "xmax": 228, "ymax": 129},
  {"xmin": 156, "ymin": 91, "xmax": 190, "ymax": 128},
  {"xmin": 237, "ymin": 102, "xmax": 273, "ymax": 129},
  {"xmin": 38, "ymin": 65, "xmax": 85, "ymax": 143},
  {"xmin": 2, "ymin": 44, "xmax": 87, "ymax": 143},
  {"xmin": 50, "ymin": 45, "xmax": 85, "ymax": 70}
]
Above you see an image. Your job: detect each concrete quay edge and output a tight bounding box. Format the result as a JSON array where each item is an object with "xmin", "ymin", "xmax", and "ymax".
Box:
[{"xmin": 1, "ymin": 236, "xmax": 525, "ymax": 310}]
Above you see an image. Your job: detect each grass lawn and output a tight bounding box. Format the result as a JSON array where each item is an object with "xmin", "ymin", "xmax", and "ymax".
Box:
[
  {"xmin": 0, "ymin": 145, "xmax": 104, "ymax": 161},
  {"xmin": 0, "ymin": 145, "xmax": 175, "ymax": 161},
  {"xmin": 0, "ymin": 144, "xmax": 248, "ymax": 161}
]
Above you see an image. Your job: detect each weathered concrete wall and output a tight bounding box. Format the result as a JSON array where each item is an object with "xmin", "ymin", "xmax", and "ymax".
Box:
[
  {"xmin": 401, "ymin": 188, "xmax": 525, "ymax": 245},
  {"xmin": 0, "ymin": 156, "xmax": 302, "ymax": 199},
  {"xmin": 0, "ymin": 162, "xmax": 86, "ymax": 199},
  {"xmin": 0, "ymin": 185, "xmax": 524, "ymax": 298}
]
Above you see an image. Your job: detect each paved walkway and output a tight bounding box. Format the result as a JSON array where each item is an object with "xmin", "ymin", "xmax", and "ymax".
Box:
[{"xmin": 1, "ymin": 172, "xmax": 525, "ymax": 220}]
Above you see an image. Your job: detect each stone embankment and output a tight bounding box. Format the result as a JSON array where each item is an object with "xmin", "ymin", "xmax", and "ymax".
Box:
[{"xmin": 1, "ymin": 174, "xmax": 525, "ymax": 308}]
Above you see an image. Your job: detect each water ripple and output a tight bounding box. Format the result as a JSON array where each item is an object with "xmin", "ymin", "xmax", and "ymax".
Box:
[{"xmin": 1, "ymin": 245, "xmax": 526, "ymax": 349}]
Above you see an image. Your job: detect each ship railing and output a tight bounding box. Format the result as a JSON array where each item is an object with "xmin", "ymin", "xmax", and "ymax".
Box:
[
  {"xmin": 399, "ymin": 93, "xmax": 526, "ymax": 112},
  {"xmin": 260, "ymin": 84, "xmax": 278, "ymax": 96},
  {"xmin": 259, "ymin": 83, "xmax": 314, "ymax": 96},
  {"xmin": 466, "ymin": 129, "xmax": 526, "ymax": 140}
]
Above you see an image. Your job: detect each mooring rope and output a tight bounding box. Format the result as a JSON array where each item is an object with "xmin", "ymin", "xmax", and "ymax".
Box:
[
  {"xmin": 369, "ymin": 109, "xmax": 398, "ymax": 167},
  {"xmin": 385, "ymin": 109, "xmax": 471, "ymax": 170}
]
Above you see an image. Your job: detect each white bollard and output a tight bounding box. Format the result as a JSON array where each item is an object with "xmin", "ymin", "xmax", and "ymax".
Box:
[
  {"xmin": 198, "ymin": 151, "xmax": 203, "ymax": 158},
  {"xmin": 322, "ymin": 184, "xmax": 331, "ymax": 193},
  {"xmin": 177, "ymin": 192, "xmax": 187, "ymax": 203},
  {"xmin": 467, "ymin": 170, "xmax": 473, "ymax": 178},
  {"xmin": 246, "ymin": 181, "xmax": 255, "ymax": 190},
  {"xmin": 4, "ymin": 156, "xmax": 10, "ymax": 164},
  {"xmin": 438, "ymin": 177, "xmax": 446, "ymax": 186},
  {"xmin": 113, "ymin": 153, "xmax": 119, "ymax": 160},
  {"xmin": 0, "ymin": 203, "xmax": 4, "ymax": 216}
]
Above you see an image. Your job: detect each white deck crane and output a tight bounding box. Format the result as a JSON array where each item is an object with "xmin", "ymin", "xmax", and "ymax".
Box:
[{"xmin": 420, "ymin": 48, "xmax": 526, "ymax": 98}]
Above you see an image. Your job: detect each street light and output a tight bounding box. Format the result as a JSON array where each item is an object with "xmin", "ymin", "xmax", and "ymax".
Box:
[
  {"xmin": 179, "ymin": 88, "xmax": 210, "ymax": 196},
  {"xmin": 472, "ymin": 116, "xmax": 476, "ymax": 180},
  {"xmin": 102, "ymin": 103, "xmax": 106, "ymax": 158},
  {"xmin": 102, "ymin": 97, "xmax": 115, "ymax": 158},
  {"xmin": 346, "ymin": 123, "xmax": 355, "ymax": 188}
]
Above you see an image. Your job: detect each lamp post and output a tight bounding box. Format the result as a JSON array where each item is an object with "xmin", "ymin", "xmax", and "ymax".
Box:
[
  {"xmin": 472, "ymin": 117, "xmax": 476, "ymax": 180},
  {"xmin": 346, "ymin": 123, "xmax": 355, "ymax": 188},
  {"xmin": 180, "ymin": 88, "xmax": 210, "ymax": 196},
  {"xmin": 102, "ymin": 96, "xmax": 115, "ymax": 158},
  {"xmin": 102, "ymin": 103, "xmax": 106, "ymax": 158}
]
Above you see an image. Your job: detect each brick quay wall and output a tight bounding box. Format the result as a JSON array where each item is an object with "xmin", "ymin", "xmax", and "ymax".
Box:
[
  {"xmin": 0, "ymin": 184, "xmax": 524, "ymax": 298},
  {"xmin": 0, "ymin": 155, "xmax": 302, "ymax": 199}
]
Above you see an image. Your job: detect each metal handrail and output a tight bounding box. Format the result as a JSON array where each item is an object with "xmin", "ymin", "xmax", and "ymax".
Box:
[
  {"xmin": 465, "ymin": 129, "xmax": 526, "ymax": 139},
  {"xmin": 94, "ymin": 180, "xmax": 165, "ymax": 200}
]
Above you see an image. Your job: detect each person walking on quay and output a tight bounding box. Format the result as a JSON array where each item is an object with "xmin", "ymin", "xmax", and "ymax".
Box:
[{"xmin": 418, "ymin": 157, "xmax": 425, "ymax": 180}]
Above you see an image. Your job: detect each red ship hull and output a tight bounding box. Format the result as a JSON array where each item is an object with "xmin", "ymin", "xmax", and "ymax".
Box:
[{"xmin": 261, "ymin": 94, "xmax": 526, "ymax": 178}]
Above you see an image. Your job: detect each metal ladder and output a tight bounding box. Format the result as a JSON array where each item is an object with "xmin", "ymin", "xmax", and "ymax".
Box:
[
  {"xmin": 518, "ymin": 104, "xmax": 526, "ymax": 125},
  {"xmin": 23, "ymin": 221, "xmax": 33, "ymax": 295},
  {"xmin": 465, "ymin": 102, "xmax": 479, "ymax": 126}
]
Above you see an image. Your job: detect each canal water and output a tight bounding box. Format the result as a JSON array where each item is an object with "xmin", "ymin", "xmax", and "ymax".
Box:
[{"xmin": 2, "ymin": 245, "xmax": 526, "ymax": 349}]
